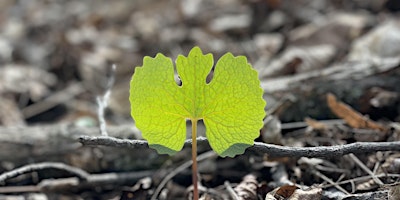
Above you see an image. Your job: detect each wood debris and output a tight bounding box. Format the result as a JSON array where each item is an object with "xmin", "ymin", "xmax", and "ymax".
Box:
[{"xmin": 326, "ymin": 93, "xmax": 387, "ymax": 132}]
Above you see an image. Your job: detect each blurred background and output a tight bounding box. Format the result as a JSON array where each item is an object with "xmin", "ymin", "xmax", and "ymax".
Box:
[
  {"xmin": 1, "ymin": 0, "xmax": 400, "ymax": 199},
  {"xmin": 0, "ymin": 0, "xmax": 399, "ymax": 126}
]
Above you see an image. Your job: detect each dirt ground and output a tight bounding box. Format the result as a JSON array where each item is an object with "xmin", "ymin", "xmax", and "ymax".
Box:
[{"xmin": 1, "ymin": 0, "xmax": 400, "ymax": 199}]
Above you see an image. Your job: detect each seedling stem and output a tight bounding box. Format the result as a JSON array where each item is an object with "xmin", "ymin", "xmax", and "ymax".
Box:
[{"xmin": 191, "ymin": 119, "xmax": 199, "ymax": 200}]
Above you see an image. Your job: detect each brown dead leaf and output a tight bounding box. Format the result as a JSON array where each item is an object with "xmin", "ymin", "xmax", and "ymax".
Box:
[
  {"xmin": 305, "ymin": 117, "xmax": 327, "ymax": 130},
  {"xmin": 275, "ymin": 185, "xmax": 298, "ymax": 199},
  {"xmin": 326, "ymin": 93, "xmax": 387, "ymax": 131},
  {"xmin": 266, "ymin": 185, "xmax": 322, "ymax": 200}
]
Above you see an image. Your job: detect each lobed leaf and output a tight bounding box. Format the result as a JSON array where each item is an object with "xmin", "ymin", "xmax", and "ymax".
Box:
[{"xmin": 130, "ymin": 47, "xmax": 266, "ymax": 157}]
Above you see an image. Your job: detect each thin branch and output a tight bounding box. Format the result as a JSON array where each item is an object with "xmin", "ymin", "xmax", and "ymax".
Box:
[
  {"xmin": 0, "ymin": 170, "xmax": 155, "ymax": 193},
  {"xmin": 347, "ymin": 153, "xmax": 384, "ymax": 185},
  {"xmin": 311, "ymin": 169, "xmax": 350, "ymax": 195},
  {"xmin": 322, "ymin": 173, "xmax": 400, "ymax": 188},
  {"xmin": 0, "ymin": 185, "xmax": 40, "ymax": 193},
  {"xmin": 0, "ymin": 162, "xmax": 90, "ymax": 184},
  {"xmin": 0, "ymin": 124, "xmax": 141, "ymax": 162},
  {"xmin": 22, "ymin": 82, "xmax": 85, "ymax": 118},
  {"xmin": 225, "ymin": 181, "xmax": 240, "ymax": 200},
  {"xmin": 97, "ymin": 64, "xmax": 116, "ymax": 136},
  {"xmin": 79, "ymin": 136, "xmax": 400, "ymax": 158},
  {"xmin": 39, "ymin": 170, "xmax": 154, "ymax": 192},
  {"xmin": 79, "ymin": 135, "xmax": 148, "ymax": 148}
]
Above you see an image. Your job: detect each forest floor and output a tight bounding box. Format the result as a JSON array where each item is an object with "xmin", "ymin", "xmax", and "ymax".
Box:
[{"xmin": 0, "ymin": 0, "xmax": 400, "ymax": 199}]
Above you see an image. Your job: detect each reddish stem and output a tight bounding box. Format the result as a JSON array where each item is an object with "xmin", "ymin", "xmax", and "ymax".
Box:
[{"xmin": 191, "ymin": 119, "xmax": 199, "ymax": 200}]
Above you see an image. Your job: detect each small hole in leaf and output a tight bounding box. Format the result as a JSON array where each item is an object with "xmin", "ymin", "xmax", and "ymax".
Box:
[
  {"xmin": 173, "ymin": 64, "xmax": 182, "ymax": 86},
  {"xmin": 205, "ymin": 66, "xmax": 214, "ymax": 84},
  {"xmin": 174, "ymin": 74, "xmax": 182, "ymax": 86}
]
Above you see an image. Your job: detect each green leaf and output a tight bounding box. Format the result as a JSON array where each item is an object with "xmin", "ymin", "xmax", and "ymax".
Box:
[{"xmin": 130, "ymin": 46, "xmax": 266, "ymax": 157}]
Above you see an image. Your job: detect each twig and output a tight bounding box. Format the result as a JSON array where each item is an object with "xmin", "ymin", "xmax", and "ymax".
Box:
[
  {"xmin": 281, "ymin": 119, "xmax": 344, "ymax": 130},
  {"xmin": 79, "ymin": 136, "xmax": 400, "ymax": 158},
  {"xmin": 322, "ymin": 173, "xmax": 400, "ymax": 188},
  {"xmin": 22, "ymin": 82, "xmax": 85, "ymax": 118},
  {"xmin": 0, "ymin": 185, "xmax": 40, "ymax": 193},
  {"xmin": 225, "ymin": 181, "xmax": 240, "ymax": 200},
  {"xmin": 150, "ymin": 151, "xmax": 217, "ymax": 200},
  {"xmin": 324, "ymin": 190, "xmax": 389, "ymax": 200},
  {"xmin": 315, "ymin": 165, "xmax": 349, "ymax": 174},
  {"xmin": 79, "ymin": 135, "xmax": 148, "ymax": 148},
  {"xmin": 39, "ymin": 170, "xmax": 154, "ymax": 192},
  {"xmin": 0, "ymin": 170, "xmax": 155, "ymax": 193},
  {"xmin": 0, "ymin": 124, "xmax": 142, "ymax": 162},
  {"xmin": 312, "ymin": 170, "xmax": 350, "ymax": 195},
  {"xmin": 0, "ymin": 162, "xmax": 90, "ymax": 184},
  {"xmin": 97, "ymin": 64, "xmax": 116, "ymax": 136},
  {"xmin": 347, "ymin": 153, "xmax": 384, "ymax": 185}
]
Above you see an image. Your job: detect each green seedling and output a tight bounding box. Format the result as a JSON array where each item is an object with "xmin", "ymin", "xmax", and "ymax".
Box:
[{"xmin": 130, "ymin": 46, "xmax": 266, "ymax": 199}]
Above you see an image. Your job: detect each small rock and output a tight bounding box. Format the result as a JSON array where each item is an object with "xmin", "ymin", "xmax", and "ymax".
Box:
[
  {"xmin": 349, "ymin": 20, "xmax": 400, "ymax": 62},
  {"xmin": 209, "ymin": 13, "xmax": 251, "ymax": 32}
]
